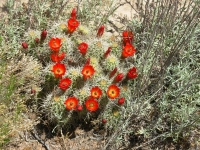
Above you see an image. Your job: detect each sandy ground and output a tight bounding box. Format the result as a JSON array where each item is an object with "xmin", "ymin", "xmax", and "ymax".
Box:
[{"xmin": 0, "ymin": 0, "xmax": 136, "ymax": 20}]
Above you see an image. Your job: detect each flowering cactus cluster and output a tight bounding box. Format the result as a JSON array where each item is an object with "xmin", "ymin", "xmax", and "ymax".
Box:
[{"xmin": 22, "ymin": 8, "xmax": 138, "ymax": 128}]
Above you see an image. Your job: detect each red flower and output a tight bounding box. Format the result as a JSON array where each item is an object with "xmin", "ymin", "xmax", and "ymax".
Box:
[
  {"xmin": 127, "ymin": 67, "xmax": 138, "ymax": 79},
  {"xmin": 48, "ymin": 37, "xmax": 62, "ymax": 52},
  {"xmin": 109, "ymin": 67, "xmax": 117, "ymax": 78},
  {"xmin": 50, "ymin": 52, "xmax": 65, "ymax": 62},
  {"xmin": 85, "ymin": 98, "xmax": 99, "ymax": 112},
  {"xmin": 71, "ymin": 8, "xmax": 76, "ymax": 19},
  {"xmin": 52, "ymin": 63, "xmax": 66, "ymax": 78},
  {"xmin": 122, "ymin": 30, "xmax": 133, "ymax": 45},
  {"xmin": 81, "ymin": 65, "xmax": 95, "ymax": 80},
  {"xmin": 67, "ymin": 18, "xmax": 79, "ymax": 33},
  {"xmin": 22, "ymin": 42, "xmax": 28, "ymax": 49},
  {"xmin": 114, "ymin": 73, "xmax": 124, "ymax": 83},
  {"xmin": 104, "ymin": 47, "xmax": 112, "ymax": 58},
  {"xmin": 122, "ymin": 43, "xmax": 136, "ymax": 58},
  {"xmin": 118, "ymin": 98, "xmax": 125, "ymax": 105},
  {"xmin": 64, "ymin": 97, "xmax": 79, "ymax": 110},
  {"xmin": 41, "ymin": 29, "xmax": 47, "ymax": 41},
  {"xmin": 97, "ymin": 25, "xmax": 104, "ymax": 37},
  {"xmin": 107, "ymin": 84, "xmax": 120, "ymax": 99},
  {"xmin": 58, "ymin": 77, "xmax": 72, "ymax": 90},
  {"xmin": 90, "ymin": 86, "xmax": 102, "ymax": 99},
  {"xmin": 78, "ymin": 42, "xmax": 88, "ymax": 55}
]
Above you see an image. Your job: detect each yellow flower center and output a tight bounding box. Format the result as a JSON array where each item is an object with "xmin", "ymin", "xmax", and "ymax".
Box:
[
  {"xmin": 85, "ymin": 70, "xmax": 90, "ymax": 75},
  {"xmin": 69, "ymin": 102, "xmax": 75, "ymax": 107},
  {"xmin": 94, "ymin": 91, "xmax": 97, "ymax": 96},
  {"xmin": 109, "ymin": 90, "xmax": 115, "ymax": 96},
  {"xmin": 89, "ymin": 103, "xmax": 94, "ymax": 108},
  {"xmin": 56, "ymin": 68, "xmax": 61, "ymax": 74}
]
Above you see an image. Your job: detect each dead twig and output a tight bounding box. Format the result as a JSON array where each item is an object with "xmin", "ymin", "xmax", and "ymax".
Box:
[
  {"xmin": 131, "ymin": 132, "xmax": 167, "ymax": 150},
  {"xmin": 30, "ymin": 127, "xmax": 50, "ymax": 150},
  {"xmin": 56, "ymin": 0, "xmax": 70, "ymax": 20},
  {"xmin": 61, "ymin": 129, "xmax": 68, "ymax": 150},
  {"xmin": 124, "ymin": 0, "xmax": 140, "ymax": 14}
]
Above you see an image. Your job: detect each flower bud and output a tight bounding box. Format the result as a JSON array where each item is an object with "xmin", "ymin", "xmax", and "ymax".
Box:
[
  {"xmin": 102, "ymin": 119, "xmax": 107, "ymax": 124},
  {"xmin": 35, "ymin": 38, "xmax": 40, "ymax": 44},
  {"xmin": 97, "ymin": 25, "xmax": 104, "ymax": 37},
  {"xmin": 114, "ymin": 73, "xmax": 124, "ymax": 83},
  {"xmin": 118, "ymin": 98, "xmax": 125, "ymax": 105},
  {"xmin": 40, "ymin": 29, "xmax": 47, "ymax": 41},
  {"xmin": 85, "ymin": 58, "xmax": 90, "ymax": 66},
  {"xmin": 77, "ymin": 105, "xmax": 83, "ymax": 111},
  {"xmin": 22, "ymin": 42, "xmax": 28, "ymax": 49},
  {"xmin": 109, "ymin": 67, "xmax": 117, "ymax": 78},
  {"xmin": 104, "ymin": 47, "xmax": 111, "ymax": 58},
  {"xmin": 71, "ymin": 8, "xmax": 76, "ymax": 19},
  {"xmin": 31, "ymin": 88, "xmax": 36, "ymax": 94}
]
